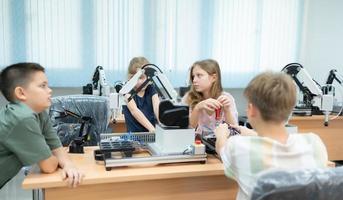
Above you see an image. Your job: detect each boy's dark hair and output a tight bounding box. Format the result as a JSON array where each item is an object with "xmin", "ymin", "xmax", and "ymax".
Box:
[{"xmin": 0, "ymin": 63, "xmax": 45, "ymax": 102}]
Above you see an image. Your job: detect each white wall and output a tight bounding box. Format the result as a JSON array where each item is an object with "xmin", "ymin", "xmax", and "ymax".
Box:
[{"xmin": 300, "ymin": 0, "xmax": 343, "ymax": 83}]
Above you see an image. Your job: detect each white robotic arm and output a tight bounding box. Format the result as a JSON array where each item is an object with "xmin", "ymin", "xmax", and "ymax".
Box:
[
  {"xmin": 282, "ymin": 63, "xmax": 322, "ymax": 95},
  {"xmin": 119, "ymin": 68, "xmax": 144, "ymax": 95},
  {"xmin": 326, "ymin": 69, "xmax": 343, "ymax": 85},
  {"xmin": 92, "ymin": 66, "xmax": 110, "ymax": 96},
  {"xmin": 282, "ymin": 63, "xmax": 333, "ymax": 126},
  {"xmin": 119, "ymin": 64, "xmax": 178, "ymax": 103}
]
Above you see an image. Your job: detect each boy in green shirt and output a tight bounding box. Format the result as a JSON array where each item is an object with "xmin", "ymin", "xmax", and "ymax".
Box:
[{"xmin": 0, "ymin": 63, "xmax": 84, "ymax": 189}]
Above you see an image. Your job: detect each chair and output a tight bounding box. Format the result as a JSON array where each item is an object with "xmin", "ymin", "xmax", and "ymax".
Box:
[
  {"xmin": 49, "ymin": 95, "xmax": 111, "ymax": 146},
  {"xmin": 250, "ymin": 167, "xmax": 343, "ymax": 200}
]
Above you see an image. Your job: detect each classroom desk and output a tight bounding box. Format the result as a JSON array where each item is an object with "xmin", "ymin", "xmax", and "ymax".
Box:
[
  {"xmin": 112, "ymin": 114, "xmax": 343, "ymax": 161},
  {"xmin": 22, "ymin": 147, "xmax": 238, "ymax": 200},
  {"xmin": 289, "ymin": 115, "xmax": 343, "ymax": 161},
  {"xmin": 110, "ymin": 114, "xmax": 126, "ymax": 132}
]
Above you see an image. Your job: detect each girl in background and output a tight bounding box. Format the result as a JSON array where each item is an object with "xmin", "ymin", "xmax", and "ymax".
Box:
[
  {"xmin": 183, "ymin": 59, "xmax": 238, "ymax": 136},
  {"xmin": 122, "ymin": 57, "xmax": 160, "ymax": 132}
]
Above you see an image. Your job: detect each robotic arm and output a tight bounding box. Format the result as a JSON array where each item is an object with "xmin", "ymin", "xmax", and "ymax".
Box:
[
  {"xmin": 282, "ymin": 63, "xmax": 333, "ymax": 126},
  {"xmin": 119, "ymin": 64, "xmax": 178, "ymax": 103},
  {"xmin": 326, "ymin": 69, "xmax": 343, "ymax": 85},
  {"xmin": 119, "ymin": 64, "xmax": 189, "ymax": 128},
  {"xmin": 92, "ymin": 66, "xmax": 110, "ymax": 96}
]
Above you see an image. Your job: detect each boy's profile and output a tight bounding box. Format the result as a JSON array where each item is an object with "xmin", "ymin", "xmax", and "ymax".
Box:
[
  {"xmin": 0, "ymin": 63, "xmax": 84, "ymax": 189},
  {"xmin": 215, "ymin": 71, "xmax": 328, "ymax": 200}
]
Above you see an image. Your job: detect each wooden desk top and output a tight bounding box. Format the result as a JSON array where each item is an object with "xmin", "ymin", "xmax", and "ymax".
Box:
[
  {"xmin": 22, "ymin": 147, "xmax": 225, "ymax": 189},
  {"xmin": 115, "ymin": 114, "xmax": 343, "ymax": 123},
  {"xmin": 290, "ymin": 115, "xmax": 343, "ymax": 121},
  {"xmin": 289, "ymin": 115, "xmax": 343, "ymax": 161}
]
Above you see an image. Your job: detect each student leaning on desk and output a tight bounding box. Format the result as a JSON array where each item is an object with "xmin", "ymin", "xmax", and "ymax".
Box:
[
  {"xmin": 0, "ymin": 63, "xmax": 84, "ymax": 190},
  {"xmin": 215, "ymin": 71, "xmax": 329, "ymax": 200}
]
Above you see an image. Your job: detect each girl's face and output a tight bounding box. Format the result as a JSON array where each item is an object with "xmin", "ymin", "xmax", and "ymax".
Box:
[{"xmin": 191, "ymin": 65, "xmax": 216, "ymax": 93}]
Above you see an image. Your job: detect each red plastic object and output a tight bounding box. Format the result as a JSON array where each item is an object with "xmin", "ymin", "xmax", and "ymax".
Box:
[{"xmin": 215, "ymin": 108, "xmax": 221, "ymax": 120}]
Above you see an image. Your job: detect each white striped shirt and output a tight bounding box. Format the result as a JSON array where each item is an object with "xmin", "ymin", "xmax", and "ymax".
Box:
[{"xmin": 220, "ymin": 133, "xmax": 328, "ymax": 200}]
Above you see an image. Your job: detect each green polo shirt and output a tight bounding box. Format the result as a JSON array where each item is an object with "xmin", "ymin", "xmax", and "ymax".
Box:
[{"xmin": 0, "ymin": 102, "xmax": 62, "ymax": 188}]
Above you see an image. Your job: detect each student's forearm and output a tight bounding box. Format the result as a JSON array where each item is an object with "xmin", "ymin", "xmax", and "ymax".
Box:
[
  {"xmin": 152, "ymin": 95, "xmax": 160, "ymax": 123},
  {"xmin": 190, "ymin": 104, "xmax": 201, "ymax": 128},
  {"xmin": 153, "ymin": 107, "xmax": 159, "ymax": 123},
  {"xmin": 131, "ymin": 110, "xmax": 155, "ymax": 132},
  {"xmin": 52, "ymin": 147, "xmax": 74, "ymax": 169},
  {"xmin": 215, "ymin": 134, "xmax": 228, "ymax": 155},
  {"xmin": 38, "ymin": 155, "xmax": 59, "ymax": 173},
  {"xmin": 224, "ymin": 111, "xmax": 237, "ymax": 125},
  {"xmin": 52, "ymin": 147, "xmax": 84, "ymax": 187}
]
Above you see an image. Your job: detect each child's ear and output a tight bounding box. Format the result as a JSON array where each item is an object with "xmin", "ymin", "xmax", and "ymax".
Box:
[
  {"xmin": 14, "ymin": 86, "xmax": 27, "ymax": 101},
  {"xmin": 210, "ymin": 73, "xmax": 217, "ymax": 83},
  {"xmin": 247, "ymin": 103, "xmax": 253, "ymax": 118},
  {"xmin": 247, "ymin": 103, "xmax": 258, "ymax": 118}
]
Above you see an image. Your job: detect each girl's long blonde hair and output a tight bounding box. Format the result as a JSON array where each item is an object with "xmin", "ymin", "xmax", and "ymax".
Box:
[{"xmin": 186, "ymin": 59, "xmax": 223, "ymax": 109}]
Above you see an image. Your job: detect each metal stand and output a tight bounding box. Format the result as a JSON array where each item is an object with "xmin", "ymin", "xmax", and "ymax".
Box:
[
  {"xmin": 32, "ymin": 189, "xmax": 44, "ymax": 200},
  {"xmin": 99, "ymin": 133, "xmax": 207, "ymax": 171}
]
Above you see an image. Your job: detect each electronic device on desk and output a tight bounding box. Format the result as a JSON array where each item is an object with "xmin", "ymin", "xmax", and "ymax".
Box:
[
  {"xmin": 96, "ymin": 131, "xmax": 207, "ymax": 171},
  {"xmin": 53, "ymin": 109, "xmax": 92, "ymax": 154},
  {"xmin": 96, "ymin": 64, "xmax": 206, "ymax": 170},
  {"xmin": 152, "ymin": 100, "xmax": 194, "ymax": 154},
  {"xmin": 100, "ymin": 140, "xmax": 136, "ymax": 158},
  {"xmin": 201, "ymin": 125, "xmax": 240, "ymax": 154}
]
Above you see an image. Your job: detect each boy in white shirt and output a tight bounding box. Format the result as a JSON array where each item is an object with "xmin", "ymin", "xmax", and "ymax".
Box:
[{"xmin": 215, "ymin": 71, "xmax": 328, "ymax": 200}]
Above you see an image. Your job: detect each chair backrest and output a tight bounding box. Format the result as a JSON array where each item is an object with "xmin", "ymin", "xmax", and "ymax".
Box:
[
  {"xmin": 49, "ymin": 95, "xmax": 110, "ymax": 146},
  {"xmin": 250, "ymin": 167, "xmax": 343, "ymax": 200}
]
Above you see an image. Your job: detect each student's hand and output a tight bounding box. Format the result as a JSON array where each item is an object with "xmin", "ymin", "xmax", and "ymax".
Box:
[
  {"xmin": 217, "ymin": 95, "xmax": 232, "ymax": 112},
  {"xmin": 231, "ymin": 125, "xmax": 258, "ymax": 136},
  {"xmin": 215, "ymin": 123, "xmax": 229, "ymax": 140},
  {"xmin": 327, "ymin": 161, "xmax": 336, "ymax": 168},
  {"xmin": 198, "ymin": 98, "xmax": 222, "ymax": 115},
  {"xmin": 61, "ymin": 164, "xmax": 85, "ymax": 188},
  {"xmin": 214, "ymin": 123, "xmax": 230, "ymax": 154},
  {"xmin": 148, "ymin": 127, "xmax": 155, "ymax": 133}
]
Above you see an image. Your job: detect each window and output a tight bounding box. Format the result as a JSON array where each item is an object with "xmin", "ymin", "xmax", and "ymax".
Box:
[{"xmin": 0, "ymin": 0, "xmax": 304, "ymax": 87}]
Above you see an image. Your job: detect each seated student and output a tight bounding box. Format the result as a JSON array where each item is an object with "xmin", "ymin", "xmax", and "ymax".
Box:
[
  {"xmin": 122, "ymin": 57, "xmax": 160, "ymax": 132},
  {"xmin": 182, "ymin": 59, "xmax": 238, "ymax": 137},
  {"xmin": 215, "ymin": 71, "xmax": 328, "ymax": 200},
  {"xmin": 0, "ymin": 63, "xmax": 84, "ymax": 189}
]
